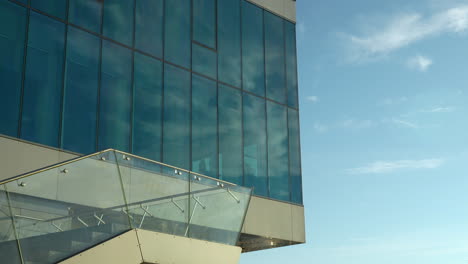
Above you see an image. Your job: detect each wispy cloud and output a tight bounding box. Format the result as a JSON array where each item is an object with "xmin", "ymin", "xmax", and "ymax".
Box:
[
  {"xmin": 307, "ymin": 96, "xmax": 319, "ymax": 103},
  {"xmin": 313, "ymin": 123, "xmax": 328, "ymax": 133},
  {"xmin": 380, "ymin": 96, "xmax": 408, "ymax": 105},
  {"xmin": 347, "ymin": 158, "xmax": 445, "ymax": 174},
  {"xmin": 421, "ymin": 106, "xmax": 456, "ymax": 113},
  {"xmin": 340, "ymin": 119, "xmax": 374, "ymax": 129},
  {"xmin": 407, "ymin": 55, "xmax": 433, "ymax": 72},
  {"xmin": 345, "ymin": 5, "xmax": 468, "ymax": 60},
  {"xmin": 391, "ymin": 118, "xmax": 419, "ymax": 128},
  {"xmin": 297, "ymin": 22, "xmax": 307, "ymax": 36}
]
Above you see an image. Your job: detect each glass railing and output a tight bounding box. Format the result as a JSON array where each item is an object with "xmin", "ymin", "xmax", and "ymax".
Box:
[{"xmin": 0, "ymin": 149, "xmax": 252, "ymax": 264}]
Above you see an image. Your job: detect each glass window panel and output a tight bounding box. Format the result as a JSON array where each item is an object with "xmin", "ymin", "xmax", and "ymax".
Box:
[
  {"xmin": 218, "ymin": 85, "xmax": 242, "ymax": 185},
  {"xmin": 192, "ymin": 43, "xmax": 216, "ymax": 79},
  {"xmin": 0, "ymin": 2, "xmax": 26, "ymax": 137},
  {"xmin": 265, "ymin": 12, "xmax": 286, "ymax": 104},
  {"xmin": 135, "ymin": 0, "xmax": 163, "ymax": 58},
  {"xmin": 218, "ymin": 0, "xmax": 241, "ymax": 87},
  {"xmin": 98, "ymin": 40, "xmax": 132, "ymax": 151},
  {"xmin": 165, "ymin": 0, "xmax": 190, "ymax": 68},
  {"xmin": 62, "ymin": 27, "xmax": 99, "ymax": 154},
  {"xmin": 163, "ymin": 64, "xmax": 190, "ymax": 169},
  {"xmin": 103, "ymin": 0, "xmax": 134, "ymax": 47},
  {"xmin": 31, "ymin": 0, "xmax": 67, "ymax": 20},
  {"xmin": 267, "ymin": 102, "xmax": 289, "ymax": 201},
  {"xmin": 0, "ymin": 186, "xmax": 22, "ymax": 264},
  {"xmin": 68, "ymin": 0, "xmax": 103, "ymax": 34},
  {"xmin": 288, "ymin": 109, "xmax": 302, "ymax": 204},
  {"xmin": 133, "ymin": 52, "xmax": 163, "ymax": 161},
  {"xmin": 241, "ymin": 1, "xmax": 264, "ymax": 96},
  {"xmin": 243, "ymin": 93, "xmax": 267, "ymax": 196},
  {"xmin": 21, "ymin": 12, "xmax": 65, "ymax": 147},
  {"xmin": 191, "ymin": 74, "xmax": 217, "ymax": 178},
  {"xmin": 286, "ymin": 21, "xmax": 298, "ymax": 108},
  {"xmin": 193, "ymin": 0, "xmax": 215, "ymax": 48}
]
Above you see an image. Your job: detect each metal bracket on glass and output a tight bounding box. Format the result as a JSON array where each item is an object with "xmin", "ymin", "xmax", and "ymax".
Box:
[
  {"xmin": 51, "ymin": 221, "xmax": 63, "ymax": 231},
  {"xmin": 192, "ymin": 195, "xmax": 206, "ymax": 209},
  {"xmin": 139, "ymin": 205, "xmax": 153, "ymax": 228},
  {"xmin": 226, "ymin": 188, "xmax": 241, "ymax": 204},
  {"xmin": 77, "ymin": 216, "xmax": 89, "ymax": 227},
  {"xmin": 94, "ymin": 213, "xmax": 106, "ymax": 225},
  {"xmin": 171, "ymin": 198, "xmax": 185, "ymax": 213},
  {"xmin": 122, "ymin": 209, "xmax": 134, "ymax": 220}
]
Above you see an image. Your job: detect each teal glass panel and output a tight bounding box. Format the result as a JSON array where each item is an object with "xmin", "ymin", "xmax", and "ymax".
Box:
[
  {"xmin": 103, "ymin": 0, "xmax": 134, "ymax": 46},
  {"xmin": 218, "ymin": 85, "xmax": 242, "ymax": 185},
  {"xmin": 192, "ymin": 43, "xmax": 216, "ymax": 79},
  {"xmin": 133, "ymin": 53, "xmax": 163, "ymax": 161},
  {"xmin": 218, "ymin": 0, "xmax": 241, "ymax": 87},
  {"xmin": 193, "ymin": 0, "xmax": 215, "ymax": 48},
  {"xmin": 117, "ymin": 154, "xmax": 190, "ymax": 237},
  {"xmin": 243, "ymin": 93, "xmax": 267, "ymax": 196},
  {"xmin": 288, "ymin": 109, "xmax": 302, "ymax": 204},
  {"xmin": 265, "ymin": 12, "xmax": 286, "ymax": 104},
  {"xmin": 31, "ymin": 0, "xmax": 67, "ymax": 20},
  {"xmin": 69, "ymin": 0, "xmax": 103, "ymax": 34},
  {"xmin": 267, "ymin": 102, "xmax": 289, "ymax": 201},
  {"xmin": 191, "ymin": 74, "xmax": 217, "ymax": 178},
  {"xmin": 0, "ymin": 186, "xmax": 22, "ymax": 264},
  {"xmin": 21, "ymin": 12, "xmax": 65, "ymax": 147},
  {"xmin": 241, "ymin": 1, "xmax": 264, "ymax": 96},
  {"xmin": 188, "ymin": 175, "xmax": 252, "ymax": 245},
  {"xmin": 163, "ymin": 64, "xmax": 190, "ymax": 169},
  {"xmin": 0, "ymin": 2, "xmax": 26, "ymax": 137},
  {"xmin": 135, "ymin": 0, "xmax": 163, "ymax": 58},
  {"xmin": 62, "ymin": 27, "xmax": 100, "ymax": 154},
  {"xmin": 99, "ymin": 40, "xmax": 132, "ymax": 151},
  {"xmin": 4, "ymin": 151, "xmax": 131, "ymax": 264},
  {"xmin": 285, "ymin": 21, "xmax": 298, "ymax": 108},
  {"xmin": 165, "ymin": 0, "xmax": 190, "ymax": 68}
]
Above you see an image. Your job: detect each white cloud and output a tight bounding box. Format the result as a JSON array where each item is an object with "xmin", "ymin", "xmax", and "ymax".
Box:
[
  {"xmin": 391, "ymin": 118, "xmax": 419, "ymax": 128},
  {"xmin": 347, "ymin": 158, "xmax": 445, "ymax": 174},
  {"xmin": 307, "ymin": 96, "xmax": 319, "ymax": 103},
  {"xmin": 297, "ymin": 22, "xmax": 307, "ymax": 36},
  {"xmin": 346, "ymin": 5, "xmax": 468, "ymax": 60},
  {"xmin": 421, "ymin": 106, "xmax": 456, "ymax": 113},
  {"xmin": 313, "ymin": 123, "xmax": 328, "ymax": 133},
  {"xmin": 341, "ymin": 119, "xmax": 373, "ymax": 129},
  {"xmin": 380, "ymin": 96, "xmax": 408, "ymax": 105},
  {"xmin": 407, "ymin": 55, "xmax": 433, "ymax": 72}
]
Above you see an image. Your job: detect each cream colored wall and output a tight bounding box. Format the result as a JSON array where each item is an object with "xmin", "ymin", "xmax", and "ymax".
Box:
[
  {"xmin": 60, "ymin": 229, "xmax": 242, "ymax": 264},
  {"xmin": 246, "ymin": 0, "xmax": 296, "ymax": 22}
]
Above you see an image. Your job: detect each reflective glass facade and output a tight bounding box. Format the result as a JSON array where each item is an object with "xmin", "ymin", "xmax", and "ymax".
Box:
[{"xmin": 0, "ymin": 0, "xmax": 302, "ymax": 204}]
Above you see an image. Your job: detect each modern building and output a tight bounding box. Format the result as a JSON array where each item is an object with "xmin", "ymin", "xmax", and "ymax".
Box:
[{"xmin": 0, "ymin": 0, "xmax": 304, "ymax": 263}]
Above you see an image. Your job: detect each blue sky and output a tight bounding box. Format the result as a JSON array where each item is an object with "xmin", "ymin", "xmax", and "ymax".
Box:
[{"xmin": 242, "ymin": 0, "xmax": 468, "ymax": 263}]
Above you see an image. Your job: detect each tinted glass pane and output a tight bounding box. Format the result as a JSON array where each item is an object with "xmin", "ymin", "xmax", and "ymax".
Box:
[
  {"xmin": 267, "ymin": 102, "xmax": 289, "ymax": 201},
  {"xmin": 31, "ymin": 0, "xmax": 67, "ymax": 20},
  {"xmin": 103, "ymin": 0, "xmax": 134, "ymax": 46},
  {"xmin": 135, "ymin": 0, "xmax": 163, "ymax": 58},
  {"xmin": 62, "ymin": 27, "xmax": 99, "ymax": 154},
  {"xmin": 265, "ymin": 12, "xmax": 286, "ymax": 104},
  {"xmin": 218, "ymin": 0, "xmax": 241, "ymax": 87},
  {"xmin": 165, "ymin": 0, "xmax": 190, "ymax": 68},
  {"xmin": 163, "ymin": 64, "xmax": 190, "ymax": 169},
  {"xmin": 22, "ymin": 12, "xmax": 65, "ymax": 147},
  {"xmin": 133, "ymin": 53, "xmax": 163, "ymax": 161},
  {"xmin": 0, "ymin": 2, "xmax": 26, "ymax": 137},
  {"xmin": 192, "ymin": 44, "xmax": 216, "ymax": 79},
  {"xmin": 99, "ymin": 40, "xmax": 132, "ymax": 151},
  {"xmin": 69, "ymin": 0, "xmax": 103, "ymax": 34},
  {"xmin": 289, "ymin": 109, "xmax": 302, "ymax": 204},
  {"xmin": 286, "ymin": 21, "xmax": 298, "ymax": 108},
  {"xmin": 241, "ymin": 1, "xmax": 264, "ymax": 96},
  {"xmin": 192, "ymin": 74, "xmax": 217, "ymax": 178},
  {"xmin": 193, "ymin": 0, "xmax": 215, "ymax": 48},
  {"xmin": 243, "ymin": 93, "xmax": 267, "ymax": 196},
  {"xmin": 219, "ymin": 85, "xmax": 242, "ymax": 185}
]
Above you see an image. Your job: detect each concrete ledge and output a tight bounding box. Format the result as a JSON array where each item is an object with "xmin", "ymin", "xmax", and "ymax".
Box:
[{"xmin": 246, "ymin": 0, "xmax": 296, "ymax": 22}]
